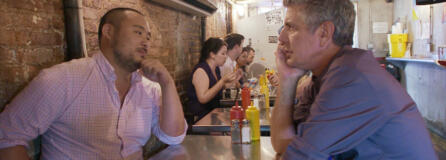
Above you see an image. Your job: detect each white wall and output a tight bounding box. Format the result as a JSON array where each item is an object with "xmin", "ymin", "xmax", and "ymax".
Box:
[
  {"xmin": 394, "ymin": 0, "xmax": 446, "ymax": 57},
  {"xmin": 393, "ymin": 0, "xmax": 446, "ymax": 137},
  {"xmin": 357, "ymin": 0, "xmax": 394, "ymax": 57},
  {"xmin": 234, "ymin": 8, "xmax": 285, "ymax": 71},
  {"xmin": 233, "ymin": 0, "xmax": 395, "ymax": 70}
]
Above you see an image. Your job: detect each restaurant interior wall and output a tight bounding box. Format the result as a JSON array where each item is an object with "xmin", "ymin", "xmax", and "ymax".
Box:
[
  {"xmin": 0, "ymin": 0, "xmax": 66, "ymax": 111},
  {"xmin": 232, "ymin": 0, "xmax": 393, "ymax": 71},
  {"xmin": 82, "ymin": 0, "xmax": 202, "ymax": 104},
  {"xmin": 206, "ymin": 0, "xmax": 230, "ymax": 39},
  {"xmin": 393, "ymin": 0, "xmax": 446, "ymax": 144},
  {"xmin": 234, "ymin": 8, "xmax": 285, "ymax": 71},
  {"xmin": 356, "ymin": 0, "xmax": 394, "ymax": 57},
  {"xmin": 0, "ymin": 0, "xmax": 217, "ymax": 158}
]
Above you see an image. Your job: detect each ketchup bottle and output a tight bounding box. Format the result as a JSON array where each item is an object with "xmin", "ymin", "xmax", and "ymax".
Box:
[
  {"xmin": 241, "ymin": 87, "xmax": 251, "ymax": 110},
  {"xmin": 230, "ymin": 101, "xmax": 244, "ymax": 122}
]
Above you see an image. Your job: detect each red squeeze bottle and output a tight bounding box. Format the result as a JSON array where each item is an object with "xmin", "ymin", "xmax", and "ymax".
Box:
[
  {"xmin": 230, "ymin": 101, "xmax": 244, "ymax": 121},
  {"xmin": 241, "ymin": 87, "xmax": 251, "ymax": 110}
]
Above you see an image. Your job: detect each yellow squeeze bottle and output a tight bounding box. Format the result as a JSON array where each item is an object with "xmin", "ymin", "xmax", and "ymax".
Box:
[
  {"xmin": 259, "ymin": 75, "xmax": 266, "ymax": 93},
  {"xmin": 246, "ymin": 101, "xmax": 260, "ymax": 141},
  {"xmin": 264, "ymin": 87, "xmax": 270, "ymax": 108}
]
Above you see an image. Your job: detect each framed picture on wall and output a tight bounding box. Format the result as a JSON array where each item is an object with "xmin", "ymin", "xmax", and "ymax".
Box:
[{"xmin": 268, "ymin": 36, "xmax": 278, "ymax": 43}]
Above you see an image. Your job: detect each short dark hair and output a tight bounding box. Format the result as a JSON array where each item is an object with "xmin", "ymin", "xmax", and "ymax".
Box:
[
  {"xmin": 224, "ymin": 33, "xmax": 244, "ymax": 50},
  {"xmin": 199, "ymin": 38, "xmax": 227, "ymax": 63},
  {"xmin": 242, "ymin": 46, "xmax": 254, "ymax": 53},
  {"xmin": 98, "ymin": 8, "xmax": 143, "ymax": 44}
]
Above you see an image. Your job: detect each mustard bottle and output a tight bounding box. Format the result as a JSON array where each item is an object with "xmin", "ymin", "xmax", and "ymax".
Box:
[
  {"xmin": 259, "ymin": 75, "xmax": 266, "ymax": 93},
  {"xmin": 245, "ymin": 102, "xmax": 260, "ymax": 141},
  {"xmin": 264, "ymin": 86, "xmax": 270, "ymax": 108}
]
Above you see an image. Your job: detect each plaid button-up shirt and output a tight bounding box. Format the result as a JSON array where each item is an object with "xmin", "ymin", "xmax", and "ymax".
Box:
[{"xmin": 0, "ymin": 53, "xmax": 186, "ymax": 159}]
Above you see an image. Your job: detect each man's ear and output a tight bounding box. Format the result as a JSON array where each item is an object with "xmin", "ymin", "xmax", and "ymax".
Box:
[
  {"xmin": 317, "ymin": 21, "xmax": 335, "ymax": 47},
  {"xmin": 102, "ymin": 24, "xmax": 115, "ymax": 41}
]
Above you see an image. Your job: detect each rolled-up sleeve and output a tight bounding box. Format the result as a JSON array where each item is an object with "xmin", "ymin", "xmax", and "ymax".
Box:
[
  {"xmin": 0, "ymin": 68, "xmax": 68, "ymax": 149},
  {"xmin": 150, "ymin": 104, "xmax": 187, "ymax": 145},
  {"xmin": 283, "ymin": 68, "xmax": 390, "ymax": 159}
]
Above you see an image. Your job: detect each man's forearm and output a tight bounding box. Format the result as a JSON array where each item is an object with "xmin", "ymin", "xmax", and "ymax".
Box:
[
  {"xmin": 159, "ymin": 79, "xmax": 185, "ymax": 137},
  {"xmin": 271, "ymin": 77, "xmax": 299, "ymax": 154},
  {"xmin": 0, "ymin": 146, "xmax": 30, "ymax": 160}
]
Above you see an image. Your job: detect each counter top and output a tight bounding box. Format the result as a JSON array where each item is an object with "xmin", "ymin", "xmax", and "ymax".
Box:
[
  {"xmin": 385, "ymin": 57, "xmax": 435, "ymax": 63},
  {"xmin": 385, "ymin": 57, "xmax": 446, "ymax": 69},
  {"xmin": 192, "ymin": 107, "xmax": 272, "ymax": 133},
  {"xmin": 148, "ymin": 135, "xmax": 277, "ymax": 160}
]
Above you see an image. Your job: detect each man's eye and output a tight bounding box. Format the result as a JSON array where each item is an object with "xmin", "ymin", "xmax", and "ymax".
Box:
[
  {"xmin": 135, "ymin": 31, "xmax": 142, "ymax": 35},
  {"xmin": 284, "ymin": 25, "xmax": 296, "ymax": 31}
]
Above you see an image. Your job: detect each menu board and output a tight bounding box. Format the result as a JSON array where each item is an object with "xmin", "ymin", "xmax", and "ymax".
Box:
[{"xmin": 265, "ymin": 10, "xmax": 283, "ymax": 25}]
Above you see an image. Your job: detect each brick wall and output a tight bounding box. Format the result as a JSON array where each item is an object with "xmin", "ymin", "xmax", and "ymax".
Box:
[
  {"xmin": 82, "ymin": 0, "xmax": 202, "ymax": 100},
  {"xmin": 0, "ymin": 0, "xmax": 65, "ymax": 110},
  {"xmin": 0, "ymin": 0, "xmax": 228, "ymax": 110},
  {"xmin": 206, "ymin": 0, "xmax": 228, "ymax": 39}
]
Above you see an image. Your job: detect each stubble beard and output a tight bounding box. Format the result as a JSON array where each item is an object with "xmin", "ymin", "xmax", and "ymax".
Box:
[{"xmin": 113, "ymin": 48, "xmax": 141, "ymax": 73}]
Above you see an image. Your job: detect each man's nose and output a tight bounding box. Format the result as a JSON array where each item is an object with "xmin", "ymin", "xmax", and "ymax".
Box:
[
  {"xmin": 278, "ymin": 31, "xmax": 288, "ymax": 45},
  {"xmin": 141, "ymin": 42, "xmax": 148, "ymax": 49}
]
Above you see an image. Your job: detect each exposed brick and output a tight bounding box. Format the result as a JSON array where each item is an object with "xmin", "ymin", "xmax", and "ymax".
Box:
[
  {"xmin": 120, "ymin": 0, "xmax": 138, "ymax": 4},
  {"xmin": 11, "ymin": 12, "xmax": 34, "ymax": 29},
  {"xmin": 0, "ymin": 12, "xmax": 12, "ymax": 29},
  {"xmin": 22, "ymin": 47, "xmax": 53, "ymax": 65},
  {"xmin": 83, "ymin": 0, "xmax": 103, "ymax": 9},
  {"xmin": 49, "ymin": 0, "xmax": 64, "ymax": 14},
  {"xmin": 14, "ymin": 31, "xmax": 32, "ymax": 46},
  {"xmin": 0, "ymin": 0, "xmax": 213, "ymax": 113},
  {"xmin": 8, "ymin": 11, "xmax": 52, "ymax": 30},
  {"xmin": 51, "ymin": 16, "xmax": 65, "ymax": 30},
  {"xmin": 30, "ymin": 32, "xmax": 63, "ymax": 46},
  {"xmin": 0, "ymin": 65, "xmax": 26, "ymax": 84},
  {"xmin": 25, "ymin": 65, "xmax": 43, "ymax": 81},
  {"xmin": 0, "ymin": 1, "xmax": 7, "ymax": 12},
  {"xmin": 0, "ymin": 0, "xmax": 66, "ymax": 111},
  {"xmin": 0, "ymin": 47, "xmax": 17, "ymax": 64},
  {"xmin": 84, "ymin": 19, "xmax": 98, "ymax": 33},
  {"xmin": 30, "ymin": 14, "xmax": 52, "ymax": 29},
  {"xmin": 0, "ymin": 29, "xmax": 16, "ymax": 46},
  {"xmin": 86, "ymin": 34, "xmax": 99, "ymax": 52},
  {"xmin": 83, "ymin": 7, "xmax": 100, "ymax": 20},
  {"xmin": 6, "ymin": 0, "xmax": 37, "ymax": 12}
]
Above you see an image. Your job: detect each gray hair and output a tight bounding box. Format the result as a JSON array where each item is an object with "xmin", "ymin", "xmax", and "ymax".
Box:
[{"xmin": 283, "ymin": 0, "xmax": 355, "ymax": 46}]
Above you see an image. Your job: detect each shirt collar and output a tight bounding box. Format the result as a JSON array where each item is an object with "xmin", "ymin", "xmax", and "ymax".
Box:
[
  {"xmin": 312, "ymin": 46, "xmax": 350, "ymax": 84},
  {"xmin": 227, "ymin": 57, "xmax": 236, "ymax": 67},
  {"xmin": 94, "ymin": 52, "xmax": 143, "ymax": 84}
]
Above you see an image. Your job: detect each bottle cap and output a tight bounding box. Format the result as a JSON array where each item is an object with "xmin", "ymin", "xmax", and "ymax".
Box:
[
  {"xmin": 242, "ymin": 119, "xmax": 249, "ymax": 125},
  {"xmin": 231, "ymin": 119, "xmax": 240, "ymax": 125}
]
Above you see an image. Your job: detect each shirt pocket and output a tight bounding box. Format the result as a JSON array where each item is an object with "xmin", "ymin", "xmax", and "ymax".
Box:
[{"xmin": 124, "ymin": 98, "xmax": 154, "ymax": 144}]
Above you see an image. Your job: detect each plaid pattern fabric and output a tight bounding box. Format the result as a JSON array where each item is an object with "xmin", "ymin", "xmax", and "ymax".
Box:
[{"xmin": 0, "ymin": 53, "xmax": 186, "ymax": 159}]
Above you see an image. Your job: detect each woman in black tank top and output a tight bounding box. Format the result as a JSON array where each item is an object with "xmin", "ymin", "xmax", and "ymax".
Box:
[{"xmin": 186, "ymin": 38, "xmax": 239, "ymax": 120}]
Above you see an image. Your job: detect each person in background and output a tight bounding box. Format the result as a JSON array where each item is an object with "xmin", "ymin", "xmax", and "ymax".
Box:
[
  {"xmin": 266, "ymin": 24, "xmax": 285, "ymax": 88},
  {"xmin": 0, "ymin": 8, "xmax": 187, "ymax": 160},
  {"xmin": 271, "ymin": 0, "xmax": 437, "ymax": 159},
  {"xmin": 219, "ymin": 33, "xmax": 245, "ymax": 88},
  {"xmin": 246, "ymin": 47, "xmax": 256, "ymax": 65},
  {"xmin": 187, "ymin": 38, "xmax": 239, "ymax": 120},
  {"xmin": 236, "ymin": 46, "xmax": 253, "ymax": 86}
]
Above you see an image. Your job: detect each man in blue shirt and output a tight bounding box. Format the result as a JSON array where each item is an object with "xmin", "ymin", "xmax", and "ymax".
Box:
[{"xmin": 270, "ymin": 0, "xmax": 437, "ymax": 159}]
